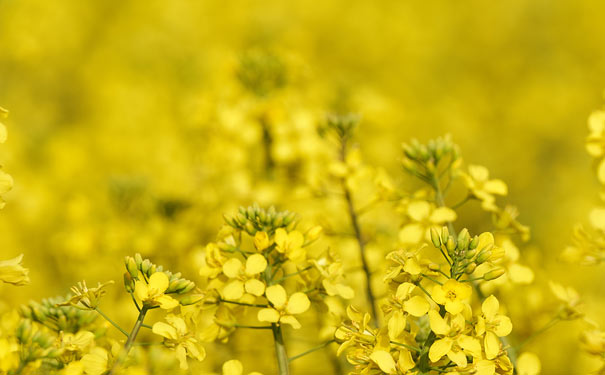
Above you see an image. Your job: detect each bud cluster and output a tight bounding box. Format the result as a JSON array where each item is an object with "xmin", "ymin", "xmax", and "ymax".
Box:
[
  {"xmin": 223, "ymin": 204, "xmax": 297, "ymax": 236},
  {"xmin": 124, "ymin": 253, "xmax": 196, "ymax": 295},
  {"xmin": 19, "ymin": 296, "xmax": 97, "ymax": 333},
  {"xmin": 402, "ymin": 136, "xmax": 460, "ymax": 176},
  {"xmin": 430, "ymin": 226, "xmax": 505, "ymax": 280},
  {"xmin": 15, "ymin": 319, "xmax": 61, "ymax": 363},
  {"xmin": 319, "ymin": 113, "xmax": 361, "ymax": 141}
]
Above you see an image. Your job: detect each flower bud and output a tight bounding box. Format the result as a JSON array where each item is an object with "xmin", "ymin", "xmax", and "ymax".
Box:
[
  {"xmin": 469, "ymin": 236, "xmax": 479, "ymax": 250},
  {"xmin": 446, "ymin": 236, "xmax": 456, "ymax": 253},
  {"xmin": 457, "ymin": 229, "xmax": 470, "ymax": 250},
  {"xmin": 134, "ymin": 253, "xmax": 143, "ymax": 268},
  {"xmin": 430, "ymin": 227, "xmax": 442, "ymax": 248},
  {"xmin": 179, "ymin": 294, "xmax": 203, "ymax": 306},
  {"xmin": 464, "ymin": 263, "xmax": 477, "ymax": 274},
  {"xmin": 476, "ymin": 250, "xmax": 492, "ymax": 264},
  {"xmin": 441, "ymin": 226, "xmax": 450, "ymax": 244},
  {"xmin": 126, "ymin": 257, "xmax": 138, "ymax": 279},
  {"xmin": 484, "ymin": 268, "xmax": 506, "ymax": 281},
  {"xmin": 306, "ymin": 226, "xmax": 323, "ymax": 242},
  {"xmin": 123, "ymin": 272, "xmax": 135, "ymax": 293}
]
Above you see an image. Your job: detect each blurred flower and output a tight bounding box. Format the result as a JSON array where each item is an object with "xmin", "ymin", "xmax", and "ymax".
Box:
[
  {"xmin": 58, "ymin": 280, "xmax": 113, "ymax": 310},
  {"xmin": 152, "ymin": 314, "xmax": 206, "ymax": 370},
  {"xmin": 0, "ymin": 254, "xmax": 30, "ymax": 286}
]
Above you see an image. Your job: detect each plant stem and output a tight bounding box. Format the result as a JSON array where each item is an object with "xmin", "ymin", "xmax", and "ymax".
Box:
[
  {"xmin": 233, "ymin": 324, "xmax": 273, "ymax": 329},
  {"xmin": 109, "ymin": 306, "xmax": 148, "ymax": 375},
  {"xmin": 340, "ymin": 139, "xmax": 378, "ymax": 323},
  {"xmin": 288, "ymin": 340, "xmax": 335, "ymax": 362},
  {"xmin": 272, "ymin": 323, "xmax": 290, "ymax": 375},
  {"xmin": 390, "ymin": 340, "xmax": 421, "ymax": 352},
  {"xmin": 515, "ymin": 317, "xmax": 560, "ymax": 351},
  {"xmin": 94, "ymin": 307, "xmax": 129, "ymax": 338},
  {"xmin": 218, "ymin": 298, "xmax": 269, "ymax": 308}
]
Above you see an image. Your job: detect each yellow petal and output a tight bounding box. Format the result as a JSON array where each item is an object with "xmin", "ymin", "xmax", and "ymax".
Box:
[
  {"xmin": 157, "ymin": 295, "xmax": 179, "ymax": 310},
  {"xmin": 508, "ymin": 264, "xmax": 534, "ymax": 284},
  {"xmin": 469, "ymin": 165, "xmax": 489, "ymax": 182},
  {"xmin": 148, "ymin": 272, "xmax": 170, "ymax": 293},
  {"xmin": 493, "ymin": 315, "xmax": 513, "ymax": 337},
  {"xmin": 288, "ymin": 231, "xmax": 304, "ymax": 248},
  {"xmin": 458, "ymin": 335, "xmax": 481, "ymax": 358},
  {"xmin": 517, "ymin": 352, "xmax": 541, "ymax": 375},
  {"xmin": 0, "ymin": 122, "xmax": 6, "ymax": 143},
  {"xmin": 484, "ymin": 331, "xmax": 500, "ymax": 360},
  {"xmin": 404, "ymin": 296, "xmax": 429, "ymax": 317},
  {"xmin": 254, "ymin": 231, "xmax": 270, "ymax": 251},
  {"xmin": 482, "ymin": 295, "xmax": 499, "ymax": 321},
  {"xmin": 223, "ymin": 281, "xmax": 245, "ymax": 300},
  {"xmin": 429, "ymin": 207, "xmax": 457, "ymax": 224},
  {"xmin": 265, "ymin": 285, "xmax": 287, "ymax": 308},
  {"xmin": 398, "ymin": 350, "xmax": 415, "ymax": 371},
  {"xmin": 407, "ymin": 201, "xmax": 431, "ymax": 221},
  {"xmin": 286, "ymin": 292, "xmax": 310, "ymax": 315},
  {"xmin": 428, "ymin": 310, "xmax": 450, "ymax": 336},
  {"xmin": 447, "ymin": 349, "xmax": 467, "ymax": 367},
  {"xmin": 429, "ymin": 338, "xmax": 453, "ymax": 362},
  {"xmin": 399, "ymin": 223, "xmax": 425, "ymax": 245},
  {"xmin": 598, "ymin": 159, "xmax": 605, "ymax": 184},
  {"xmin": 403, "ymin": 258, "xmax": 422, "ymax": 275},
  {"xmin": 395, "ymin": 282, "xmax": 415, "ymax": 300},
  {"xmin": 176, "ymin": 345, "xmax": 188, "ymax": 370},
  {"xmin": 244, "ymin": 279, "xmax": 266, "ymax": 296},
  {"xmin": 134, "ymin": 280, "xmax": 149, "ymax": 301},
  {"xmin": 152, "ymin": 321, "xmax": 178, "ymax": 340},
  {"xmin": 257, "ymin": 308, "xmax": 280, "ymax": 323},
  {"xmin": 335, "ymin": 284, "xmax": 355, "ymax": 299},
  {"xmin": 245, "ymin": 254, "xmax": 267, "ymax": 275},
  {"xmin": 590, "ymin": 208, "xmax": 605, "ymax": 231},
  {"xmin": 432, "ymin": 284, "xmax": 446, "ymax": 305},
  {"xmin": 223, "ymin": 359, "xmax": 244, "ymax": 375},
  {"xmin": 280, "ymin": 315, "xmax": 302, "ymax": 329},
  {"xmin": 223, "ymin": 258, "xmax": 243, "ymax": 278},
  {"xmin": 483, "ymin": 179, "xmax": 508, "ymax": 195},
  {"xmin": 475, "ymin": 360, "xmax": 496, "ymax": 375},
  {"xmin": 388, "ymin": 311, "xmax": 406, "ymax": 340},
  {"xmin": 81, "ymin": 347, "xmax": 108, "ymax": 375},
  {"xmin": 274, "ymin": 228, "xmax": 288, "ymax": 250},
  {"xmin": 0, "ymin": 170, "xmax": 13, "ymax": 194},
  {"xmin": 370, "ymin": 350, "xmax": 397, "ymax": 374}
]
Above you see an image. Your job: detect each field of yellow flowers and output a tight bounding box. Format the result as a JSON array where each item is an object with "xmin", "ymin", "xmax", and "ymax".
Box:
[{"xmin": 2, "ymin": 1, "xmax": 605, "ymax": 374}]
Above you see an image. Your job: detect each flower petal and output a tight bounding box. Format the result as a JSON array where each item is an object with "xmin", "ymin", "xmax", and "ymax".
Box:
[
  {"xmin": 257, "ymin": 308, "xmax": 280, "ymax": 323},
  {"xmin": 370, "ymin": 350, "xmax": 397, "ymax": 374},
  {"xmin": 265, "ymin": 285, "xmax": 287, "ymax": 308},
  {"xmin": 245, "ymin": 254, "xmax": 267, "ymax": 275},
  {"xmin": 286, "ymin": 292, "xmax": 310, "ymax": 315}
]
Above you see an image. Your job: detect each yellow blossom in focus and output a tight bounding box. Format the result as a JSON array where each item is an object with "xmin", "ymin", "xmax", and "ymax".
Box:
[
  {"xmin": 257, "ymin": 285, "xmax": 310, "ymax": 329},
  {"xmin": 134, "ymin": 272, "xmax": 179, "ymax": 310},
  {"xmin": 432, "ymin": 279, "xmax": 472, "ymax": 315},
  {"xmin": 221, "ymin": 254, "xmax": 268, "ymax": 300},
  {"xmin": 274, "ymin": 228, "xmax": 306, "ymax": 262},
  {"xmin": 475, "ymin": 295, "xmax": 513, "ymax": 360},
  {"xmin": 152, "ymin": 314, "xmax": 206, "ymax": 370}
]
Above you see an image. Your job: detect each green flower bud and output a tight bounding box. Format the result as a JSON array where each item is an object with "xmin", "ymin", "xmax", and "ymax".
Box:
[
  {"xmin": 123, "ymin": 272, "xmax": 135, "ymax": 293},
  {"xmin": 469, "ymin": 236, "xmax": 479, "ymax": 250},
  {"xmin": 446, "ymin": 236, "xmax": 456, "ymax": 253},
  {"xmin": 430, "ymin": 227, "xmax": 442, "ymax": 248},
  {"xmin": 141, "ymin": 259, "xmax": 152, "ymax": 276},
  {"xmin": 457, "ymin": 228, "xmax": 470, "ymax": 250},
  {"xmin": 126, "ymin": 257, "xmax": 138, "ymax": 279},
  {"xmin": 484, "ymin": 268, "xmax": 506, "ymax": 281},
  {"xmin": 441, "ymin": 226, "xmax": 450, "ymax": 244},
  {"xmin": 179, "ymin": 294, "xmax": 203, "ymax": 306},
  {"xmin": 465, "ymin": 248, "xmax": 477, "ymax": 259},
  {"xmin": 476, "ymin": 250, "xmax": 492, "ymax": 264},
  {"xmin": 134, "ymin": 253, "xmax": 143, "ymax": 268},
  {"xmin": 464, "ymin": 263, "xmax": 477, "ymax": 274}
]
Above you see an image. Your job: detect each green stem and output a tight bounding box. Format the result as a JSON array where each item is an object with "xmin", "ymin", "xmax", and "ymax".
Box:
[
  {"xmin": 233, "ymin": 324, "xmax": 273, "ymax": 329},
  {"xmin": 272, "ymin": 323, "xmax": 290, "ymax": 375},
  {"xmin": 274, "ymin": 266, "xmax": 313, "ymax": 283},
  {"xmin": 94, "ymin": 307, "xmax": 129, "ymax": 338},
  {"xmin": 340, "ymin": 138, "xmax": 378, "ymax": 323},
  {"xmin": 390, "ymin": 341, "xmax": 421, "ymax": 352},
  {"xmin": 109, "ymin": 306, "xmax": 148, "ymax": 375},
  {"xmin": 218, "ymin": 298, "xmax": 269, "ymax": 308},
  {"xmin": 515, "ymin": 317, "xmax": 560, "ymax": 351},
  {"xmin": 288, "ymin": 340, "xmax": 335, "ymax": 362},
  {"xmin": 421, "ymin": 274, "xmax": 443, "ymax": 285},
  {"xmin": 451, "ymin": 195, "xmax": 472, "ymax": 209}
]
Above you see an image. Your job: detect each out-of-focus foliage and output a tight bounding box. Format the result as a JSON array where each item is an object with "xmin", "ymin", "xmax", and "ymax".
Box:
[{"xmin": 1, "ymin": 0, "xmax": 605, "ymax": 374}]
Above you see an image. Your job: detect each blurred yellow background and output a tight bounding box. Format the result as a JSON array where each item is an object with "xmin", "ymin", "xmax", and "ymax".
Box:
[{"xmin": 1, "ymin": 0, "xmax": 605, "ymax": 373}]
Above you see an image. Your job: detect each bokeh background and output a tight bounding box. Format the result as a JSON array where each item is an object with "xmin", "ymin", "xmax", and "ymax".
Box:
[{"xmin": 1, "ymin": 0, "xmax": 605, "ymax": 373}]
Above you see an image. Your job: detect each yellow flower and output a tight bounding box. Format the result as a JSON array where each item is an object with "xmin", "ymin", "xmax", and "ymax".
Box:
[
  {"xmin": 428, "ymin": 310, "xmax": 480, "ymax": 367},
  {"xmin": 55, "ymin": 331, "xmax": 95, "ymax": 364},
  {"xmin": 369, "ymin": 350, "xmax": 397, "ymax": 374},
  {"xmin": 0, "ymin": 254, "xmax": 30, "ymax": 286},
  {"xmin": 152, "ymin": 314, "xmax": 206, "ymax": 370},
  {"xmin": 516, "ymin": 352, "xmax": 541, "ymax": 375},
  {"xmin": 399, "ymin": 200, "xmax": 457, "ymax": 245},
  {"xmin": 59, "ymin": 280, "xmax": 114, "ymax": 310},
  {"xmin": 432, "ymin": 279, "xmax": 472, "ymax": 315},
  {"xmin": 80, "ymin": 347, "xmax": 109, "ymax": 375},
  {"xmin": 134, "ymin": 272, "xmax": 179, "ymax": 310},
  {"xmin": 253, "ymin": 231, "xmax": 271, "ymax": 251},
  {"xmin": 200, "ymin": 243, "xmax": 228, "ymax": 279},
  {"xmin": 314, "ymin": 260, "xmax": 354, "ymax": 299},
  {"xmin": 274, "ymin": 228, "xmax": 306, "ymax": 262},
  {"xmin": 222, "ymin": 359, "xmax": 264, "ymax": 375},
  {"xmin": 257, "ymin": 285, "xmax": 310, "ymax": 329},
  {"xmin": 387, "ymin": 282, "xmax": 430, "ymax": 339},
  {"xmin": 461, "ymin": 165, "xmax": 508, "ymax": 211},
  {"xmin": 549, "ymin": 281, "xmax": 583, "ymax": 320},
  {"xmin": 475, "ymin": 295, "xmax": 512, "ymax": 360},
  {"xmin": 221, "ymin": 254, "xmax": 268, "ymax": 300}
]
